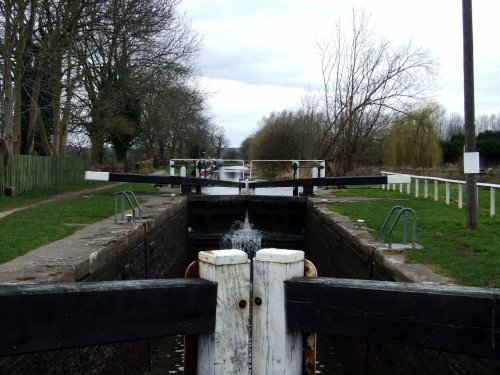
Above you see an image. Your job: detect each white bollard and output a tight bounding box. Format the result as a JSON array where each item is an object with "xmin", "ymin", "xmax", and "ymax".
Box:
[
  {"xmin": 198, "ymin": 250, "xmax": 250, "ymax": 375},
  {"xmin": 319, "ymin": 161, "xmax": 326, "ymax": 178},
  {"xmin": 169, "ymin": 160, "xmax": 175, "ymax": 177},
  {"xmin": 312, "ymin": 167, "xmax": 318, "ymax": 179},
  {"xmin": 252, "ymin": 248, "xmax": 304, "ymax": 375},
  {"xmin": 180, "ymin": 166, "xmax": 186, "ymax": 177}
]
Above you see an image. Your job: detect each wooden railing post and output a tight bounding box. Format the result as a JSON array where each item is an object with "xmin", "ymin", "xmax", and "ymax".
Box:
[
  {"xmin": 446, "ymin": 181, "xmax": 451, "ymax": 205},
  {"xmin": 459, "ymin": 183, "xmax": 463, "ymax": 209},
  {"xmin": 198, "ymin": 249, "xmax": 250, "ymax": 374},
  {"xmin": 490, "ymin": 187, "xmax": 496, "ymax": 217},
  {"xmin": 252, "ymin": 248, "xmax": 305, "ymax": 375}
]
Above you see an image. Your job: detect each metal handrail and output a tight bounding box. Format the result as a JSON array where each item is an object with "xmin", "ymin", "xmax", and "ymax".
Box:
[
  {"xmin": 114, "ymin": 191, "xmax": 142, "ymax": 224},
  {"xmin": 380, "ymin": 206, "xmax": 404, "ymax": 244},
  {"xmin": 381, "ymin": 206, "xmax": 417, "ymax": 249}
]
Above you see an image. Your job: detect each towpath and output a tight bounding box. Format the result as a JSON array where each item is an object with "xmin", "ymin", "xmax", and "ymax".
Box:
[{"xmin": 0, "ymin": 182, "xmax": 126, "ymax": 219}]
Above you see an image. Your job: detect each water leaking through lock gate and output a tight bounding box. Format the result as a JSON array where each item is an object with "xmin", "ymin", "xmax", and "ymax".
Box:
[{"xmin": 147, "ymin": 199, "xmax": 344, "ymax": 375}]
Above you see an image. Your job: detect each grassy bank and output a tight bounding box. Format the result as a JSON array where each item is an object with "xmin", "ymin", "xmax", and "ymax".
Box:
[
  {"xmin": 0, "ymin": 181, "xmax": 111, "ymax": 211},
  {"xmin": 328, "ymin": 186, "xmax": 500, "ymax": 288},
  {"xmin": 0, "ymin": 183, "xmax": 162, "ymax": 264}
]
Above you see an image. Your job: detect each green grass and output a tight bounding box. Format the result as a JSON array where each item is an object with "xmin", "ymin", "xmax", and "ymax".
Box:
[
  {"xmin": 0, "ymin": 181, "xmax": 111, "ymax": 211},
  {"xmin": 328, "ymin": 186, "xmax": 500, "ymax": 288},
  {"xmin": 0, "ymin": 183, "xmax": 163, "ymax": 264}
]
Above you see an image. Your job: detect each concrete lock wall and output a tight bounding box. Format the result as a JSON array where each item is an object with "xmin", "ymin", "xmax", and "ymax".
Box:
[
  {"xmin": 306, "ymin": 201, "xmax": 500, "ymax": 374},
  {"xmin": 0, "ymin": 196, "xmax": 187, "ymax": 374}
]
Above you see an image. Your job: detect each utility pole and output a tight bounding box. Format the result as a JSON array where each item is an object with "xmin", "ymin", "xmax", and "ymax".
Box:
[{"xmin": 463, "ymin": 0, "xmax": 478, "ymax": 229}]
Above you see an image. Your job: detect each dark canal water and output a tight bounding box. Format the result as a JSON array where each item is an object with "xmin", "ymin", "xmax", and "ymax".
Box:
[{"xmin": 144, "ymin": 335, "xmax": 345, "ymax": 374}]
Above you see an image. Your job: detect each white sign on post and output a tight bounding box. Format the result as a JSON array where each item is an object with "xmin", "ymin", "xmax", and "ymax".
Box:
[{"xmin": 463, "ymin": 152, "xmax": 480, "ymax": 174}]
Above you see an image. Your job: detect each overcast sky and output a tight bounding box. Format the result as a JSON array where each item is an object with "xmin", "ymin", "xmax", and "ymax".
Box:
[{"xmin": 178, "ymin": 0, "xmax": 500, "ymax": 147}]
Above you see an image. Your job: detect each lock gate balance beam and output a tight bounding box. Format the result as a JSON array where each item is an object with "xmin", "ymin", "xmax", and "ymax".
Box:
[
  {"xmin": 285, "ymin": 277, "xmax": 500, "ymax": 359},
  {"xmin": 0, "ymin": 279, "xmax": 216, "ymax": 356}
]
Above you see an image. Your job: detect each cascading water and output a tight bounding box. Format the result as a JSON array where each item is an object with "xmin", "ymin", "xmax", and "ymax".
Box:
[
  {"xmin": 220, "ymin": 209, "xmax": 262, "ymax": 374},
  {"xmin": 220, "ymin": 210, "xmax": 262, "ymax": 258}
]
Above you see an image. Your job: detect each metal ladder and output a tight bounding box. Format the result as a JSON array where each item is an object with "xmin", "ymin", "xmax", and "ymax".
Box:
[
  {"xmin": 114, "ymin": 190, "xmax": 142, "ymax": 224},
  {"xmin": 381, "ymin": 206, "xmax": 416, "ymax": 249}
]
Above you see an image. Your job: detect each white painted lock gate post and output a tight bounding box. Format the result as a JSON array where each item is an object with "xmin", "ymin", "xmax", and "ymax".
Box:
[
  {"xmin": 198, "ymin": 249, "xmax": 250, "ymax": 374},
  {"xmin": 252, "ymin": 248, "xmax": 305, "ymax": 375},
  {"xmin": 195, "ymin": 248, "xmax": 313, "ymax": 375}
]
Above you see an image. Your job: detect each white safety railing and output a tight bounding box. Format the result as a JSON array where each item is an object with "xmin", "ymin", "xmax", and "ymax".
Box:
[{"xmin": 381, "ymin": 171, "xmax": 500, "ymax": 217}]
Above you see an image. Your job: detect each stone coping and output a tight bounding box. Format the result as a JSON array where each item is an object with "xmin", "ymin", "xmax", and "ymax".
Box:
[
  {"xmin": 0, "ymin": 194, "xmax": 186, "ymax": 285},
  {"xmin": 0, "ymin": 191, "xmax": 450, "ymax": 286}
]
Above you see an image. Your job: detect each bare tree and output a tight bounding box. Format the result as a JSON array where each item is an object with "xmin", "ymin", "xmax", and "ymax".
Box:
[
  {"xmin": 1, "ymin": 0, "xmax": 31, "ymax": 162},
  {"xmin": 440, "ymin": 112, "xmax": 464, "ymax": 140},
  {"xmin": 208, "ymin": 125, "xmax": 229, "ymax": 158},
  {"xmin": 476, "ymin": 113, "xmax": 500, "ymax": 133},
  {"xmin": 75, "ymin": 0, "xmax": 201, "ymax": 164},
  {"xmin": 138, "ymin": 76, "xmax": 211, "ymax": 160},
  {"xmin": 317, "ymin": 9, "xmax": 436, "ymax": 175}
]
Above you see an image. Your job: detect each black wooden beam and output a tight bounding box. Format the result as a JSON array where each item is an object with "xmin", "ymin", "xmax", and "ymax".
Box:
[
  {"xmin": 249, "ymin": 176, "xmax": 387, "ymax": 188},
  {"xmin": 98, "ymin": 173, "xmax": 391, "ymax": 190},
  {"xmin": 0, "ymin": 279, "xmax": 216, "ymax": 356},
  {"xmin": 286, "ymin": 278, "xmax": 500, "ymax": 359},
  {"xmin": 108, "ymin": 173, "xmax": 243, "ymax": 188}
]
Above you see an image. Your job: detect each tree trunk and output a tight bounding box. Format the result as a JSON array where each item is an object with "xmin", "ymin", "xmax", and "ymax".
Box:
[
  {"xmin": 51, "ymin": 49, "xmax": 64, "ymax": 156},
  {"xmin": 90, "ymin": 131, "xmax": 105, "ymax": 165},
  {"xmin": 13, "ymin": 45, "xmax": 24, "ymax": 155},
  {"xmin": 26, "ymin": 53, "xmax": 47, "ymax": 154},
  {"xmin": 1, "ymin": 2, "xmax": 15, "ymax": 160},
  {"xmin": 1, "ymin": 60, "xmax": 14, "ymax": 160},
  {"xmin": 59, "ymin": 54, "xmax": 75, "ymax": 156},
  {"xmin": 38, "ymin": 113, "xmax": 53, "ymax": 156}
]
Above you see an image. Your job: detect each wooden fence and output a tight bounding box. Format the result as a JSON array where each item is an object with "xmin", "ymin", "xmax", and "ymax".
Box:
[{"xmin": 0, "ymin": 154, "xmax": 89, "ymax": 196}]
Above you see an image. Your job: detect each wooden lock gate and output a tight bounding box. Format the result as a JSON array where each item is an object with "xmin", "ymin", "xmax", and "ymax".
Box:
[
  {"xmin": 184, "ymin": 249, "xmax": 317, "ymax": 375},
  {"xmin": 1, "ymin": 249, "xmax": 499, "ymax": 373}
]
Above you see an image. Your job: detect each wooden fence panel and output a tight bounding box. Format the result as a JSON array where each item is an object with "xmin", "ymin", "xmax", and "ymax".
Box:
[{"xmin": 1, "ymin": 155, "xmax": 89, "ymax": 196}]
